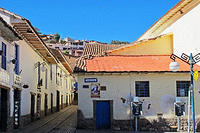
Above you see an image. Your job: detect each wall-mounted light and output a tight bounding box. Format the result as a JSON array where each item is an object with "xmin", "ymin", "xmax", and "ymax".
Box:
[
  {"xmin": 23, "ymin": 84, "xmax": 29, "ymax": 89},
  {"xmin": 10, "ymin": 59, "xmax": 16, "ymax": 64}
]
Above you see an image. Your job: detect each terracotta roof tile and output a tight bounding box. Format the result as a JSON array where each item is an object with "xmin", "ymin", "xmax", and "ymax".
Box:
[
  {"xmin": 83, "ymin": 43, "xmax": 124, "ymax": 56},
  {"xmin": 86, "ymin": 55, "xmax": 200, "ymax": 72},
  {"xmin": 74, "ymin": 43, "xmax": 124, "ymax": 72}
]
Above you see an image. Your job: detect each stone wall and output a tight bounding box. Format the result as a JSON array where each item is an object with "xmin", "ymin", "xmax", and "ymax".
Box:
[{"xmin": 77, "ymin": 109, "xmax": 200, "ymax": 132}]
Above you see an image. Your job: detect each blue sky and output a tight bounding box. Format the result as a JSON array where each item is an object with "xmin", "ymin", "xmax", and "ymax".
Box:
[{"xmin": 0, "ymin": 0, "xmax": 180, "ymax": 43}]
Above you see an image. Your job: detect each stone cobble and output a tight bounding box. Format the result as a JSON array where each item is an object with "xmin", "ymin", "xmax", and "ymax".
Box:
[{"xmin": 11, "ymin": 105, "xmax": 77, "ymax": 133}]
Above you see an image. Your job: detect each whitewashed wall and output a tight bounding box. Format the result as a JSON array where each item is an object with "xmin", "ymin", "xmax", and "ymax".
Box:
[
  {"xmin": 77, "ymin": 73, "xmax": 200, "ymax": 120},
  {"xmin": 161, "ymin": 4, "xmax": 200, "ymax": 57},
  {"xmin": 0, "ymin": 10, "xmax": 75, "ymax": 122}
]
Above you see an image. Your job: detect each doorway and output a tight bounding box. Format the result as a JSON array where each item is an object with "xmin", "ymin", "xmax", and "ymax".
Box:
[
  {"xmin": 95, "ymin": 101, "xmax": 111, "ymax": 129},
  {"xmin": 36, "ymin": 94, "xmax": 41, "ymax": 119},
  {"xmin": 30, "ymin": 94, "xmax": 35, "ymax": 122},
  {"xmin": 66, "ymin": 94, "xmax": 68, "ymax": 106},
  {"xmin": 44, "ymin": 94, "xmax": 48, "ymax": 116},
  {"xmin": 51, "ymin": 93, "xmax": 53, "ymax": 113},
  {"xmin": 56, "ymin": 91, "xmax": 60, "ymax": 111},
  {"xmin": 13, "ymin": 89, "xmax": 21, "ymax": 129},
  {"xmin": 61, "ymin": 95, "xmax": 63, "ymax": 109},
  {"xmin": 0, "ymin": 88, "xmax": 8, "ymax": 131}
]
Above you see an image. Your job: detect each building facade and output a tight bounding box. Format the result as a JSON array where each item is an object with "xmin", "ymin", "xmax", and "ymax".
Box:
[
  {"xmin": 0, "ymin": 8, "xmax": 75, "ymax": 131},
  {"xmin": 76, "ymin": 55, "xmax": 200, "ymax": 131}
]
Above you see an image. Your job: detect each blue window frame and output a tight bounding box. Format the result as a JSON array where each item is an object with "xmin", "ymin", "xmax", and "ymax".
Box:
[
  {"xmin": 45, "ymin": 69, "xmax": 47, "ymax": 89},
  {"xmin": 38, "ymin": 62, "xmax": 41, "ymax": 84},
  {"xmin": 1, "ymin": 42, "xmax": 6, "ymax": 70},
  {"xmin": 60, "ymin": 70, "xmax": 62, "ymax": 85},
  {"xmin": 15, "ymin": 44, "xmax": 19, "ymax": 75},
  {"xmin": 135, "ymin": 81, "xmax": 150, "ymax": 97},
  {"xmin": 176, "ymin": 81, "xmax": 190, "ymax": 97},
  {"xmin": 50, "ymin": 64, "xmax": 52, "ymax": 80},
  {"xmin": 56, "ymin": 65, "xmax": 58, "ymax": 84}
]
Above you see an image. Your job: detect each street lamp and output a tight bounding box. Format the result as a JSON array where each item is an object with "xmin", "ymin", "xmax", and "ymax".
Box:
[{"xmin": 169, "ymin": 53, "xmax": 200, "ymax": 133}]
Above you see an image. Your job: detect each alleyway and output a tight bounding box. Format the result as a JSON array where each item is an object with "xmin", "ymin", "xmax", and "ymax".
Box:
[
  {"xmin": 13, "ymin": 105, "xmax": 77, "ymax": 133},
  {"xmin": 9, "ymin": 105, "xmax": 193, "ymax": 133}
]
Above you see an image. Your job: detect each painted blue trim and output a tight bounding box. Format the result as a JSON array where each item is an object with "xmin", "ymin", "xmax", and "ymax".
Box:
[
  {"xmin": 50, "ymin": 64, "xmax": 52, "ymax": 80},
  {"xmin": 45, "ymin": 69, "xmax": 47, "ymax": 89},
  {"xmin": 191, "ymin": 53, "xmax": 195, "ymax": 133},
  {"xmin": 1, "ymin": 42, "xmax": 6, "ymax": 70},
  {"xmin": 84, "ymin": 78, "xmax": 98, "ymax": 83},
  {"xmin": 15, "ymin": 44, "xmax": 19, "ymax": 75},
  {"xmin": 38, "ymin": 62, "xmax": 41, "ymax": 84},
  {"xmin": 96, "ymin": 101, "xmax": 110, "ymax": 129}
]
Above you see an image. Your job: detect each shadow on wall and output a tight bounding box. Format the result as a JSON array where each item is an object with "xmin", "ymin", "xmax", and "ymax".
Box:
[
  {"xmin": 77, "ymin": 110, "xmax": 94, "ymax": 129},
  {"xmin": 77, "ymin": 109, "xmax": 178, "ymax": 131}
]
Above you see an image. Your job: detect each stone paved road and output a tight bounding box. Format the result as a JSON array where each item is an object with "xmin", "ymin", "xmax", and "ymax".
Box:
[
  {"xmin": 75, "ymin": 130, "xmax": 196, "ymax": 133},
  {"xmin": 12, "ymin": 105, "xmax": 77, "ymax": 133}
]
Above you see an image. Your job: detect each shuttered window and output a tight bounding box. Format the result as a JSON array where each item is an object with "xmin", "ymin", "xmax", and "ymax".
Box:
[
  {"xmin": 1, "ymin": 42, "xmax": 6, "ymax": 70},
  {"xmin": 45, "ymin": 69, "xmax": 47, "ymax": 89},
  {"xmin": 15, "ymin": 44, "xmax": 19, "ymax": 75},
  {"xmin": 50, "ymin": 64, "xmax": 52, "ymax": 80},
  {"xmin": 38, "ymin": 62, "xmax": 41, "ymax": 84}
]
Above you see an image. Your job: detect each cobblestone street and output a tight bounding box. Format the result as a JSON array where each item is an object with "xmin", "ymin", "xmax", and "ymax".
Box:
[
  {"xmin": 8, "ymin": 104, "xmax": 196, "ymax": 133},
  {"xmin": 12, "ymin": 105, "xmax": 77, "ymax": 133}
]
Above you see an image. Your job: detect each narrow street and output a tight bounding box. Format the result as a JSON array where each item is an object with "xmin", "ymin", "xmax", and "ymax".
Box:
[
  {"xmin": 11, "ymin": 105, "xmax": 191, "ymax": 133},
  {"xmin": 13, "ymin": 105, "xmax": 77, "ymax": 133}
]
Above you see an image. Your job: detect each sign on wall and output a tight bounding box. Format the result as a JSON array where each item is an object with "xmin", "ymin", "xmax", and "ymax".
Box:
[
  {"xmin": 84, "ymin": 78, "xmax": 98, "ymax": 83},
  {"xmin": 91, "ymin": 83, "xmax": 100, "ymax": 98},
  {"xmin": 0, "ymin": 68, "xmax": 9, "ymax": 85},
  {"xmin": 13, "ymin": 74, "xmax": 22, "ymax": 87}
]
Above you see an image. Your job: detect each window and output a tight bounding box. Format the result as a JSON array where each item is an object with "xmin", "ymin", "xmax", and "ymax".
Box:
[
  {"xmin": 50, "ymin": 64, "xmax": 52, "ymax": 80},
  {"xmin": 135, "ymin": 81, "xmax": 150, "ymax": 97},
  {"xmin": 15, "ymin": 44, "xmax": 19, "ymax": 75},
  {"xmin": 38, "ymin": 62, "xmax": 41, "ymax": 84},
  {"xmin": 176, "ymin": 81, "xmax": 190, "ymax": 97},
  {"xmin": 1, "ymin": 42, "xmax": 6, "ymax": 70},
  {"xmin": 60, "ymin": 70, "xmax": 62, "ymax": 85},
  {"xmin": 66, "ymin": 79, "xmax": 68, "ymax": 89},
  {"xmin": 56, "ymin": 65, "xmax": 58, "ymax": 84},
  {"xmin": 45, "ymin": 69, "xmax": 47, "ymax": 89}
]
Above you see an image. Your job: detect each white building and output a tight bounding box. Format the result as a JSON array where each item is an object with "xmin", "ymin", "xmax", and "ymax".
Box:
[
  {"xmin": 0, "ymin": 16, "xmax": 21, "ymax": 131},
  {"xmin": 0, "ymin": 8, "xmax": 75, "ymax": 131},
  {"xmin": 76, "ymin": 54, "xmax": 200, "ymax": 131},
  {"xmin": 76, "ymin": 0, "xmax": 200, "ymax": 131},
  {"xmin": 137, "ymin": 0, "xmax": 200, "ymax": 60}
]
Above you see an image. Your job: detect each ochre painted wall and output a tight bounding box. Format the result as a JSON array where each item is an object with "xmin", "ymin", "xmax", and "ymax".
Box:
[{"xmin": 108, "ymin": 34, "xmax": 173, "ymax": 56}]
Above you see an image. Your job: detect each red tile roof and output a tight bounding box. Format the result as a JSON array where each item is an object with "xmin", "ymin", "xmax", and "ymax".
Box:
[
  {"xmin": 86, "ymin": 55, "xmax": 200, "ymax": 72},
  {"xmin": 73, "ymin": 43, "xmax": 124, "ymax": 72},
  {"xmin": 83, "ymin": 43, "xmax": 124, "ymax": 56}
]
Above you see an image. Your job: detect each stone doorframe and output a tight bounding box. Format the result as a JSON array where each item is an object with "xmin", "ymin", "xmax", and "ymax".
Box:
[{"xmin": 93, "ymin": 100, "xmax": 113, "ymax": 129}]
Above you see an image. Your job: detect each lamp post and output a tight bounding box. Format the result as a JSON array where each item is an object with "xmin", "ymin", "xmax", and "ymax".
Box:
[{"xmin": 169, "ymin": 53, "xmax": 200, "ymax": 133}]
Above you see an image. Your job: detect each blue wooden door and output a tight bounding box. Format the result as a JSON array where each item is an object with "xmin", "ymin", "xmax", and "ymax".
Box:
[{"xmin": 96, "ymin": 101, "xmax": 110, "ymax": 129}]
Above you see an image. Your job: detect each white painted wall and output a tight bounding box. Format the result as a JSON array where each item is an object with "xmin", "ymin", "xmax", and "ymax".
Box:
[
  {"xmin": 16, "ymin": 39, "xmax": 74, "ymax": 116},
  {"xmin": 161, "ymin": 4, "xmax": 200, "ymax": 57},
  {"xmin": 77, "ymin": 73, "xmax": 200, "ymax": 120}
]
